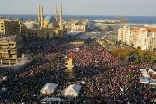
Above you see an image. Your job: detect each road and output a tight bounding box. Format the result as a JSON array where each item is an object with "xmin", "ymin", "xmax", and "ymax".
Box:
[{"xmin": 75, "ymin": 31, "xmax": 117, "ymax": 41}]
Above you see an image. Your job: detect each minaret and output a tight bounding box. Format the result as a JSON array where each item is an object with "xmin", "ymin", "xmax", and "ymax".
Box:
[
  {"xmin": 60, "ymin": 3, "xmax": 63, "ymax": 29},
  {"xmin": 40, "ymin": 5, "xmax": 44, "ymax": 28},
  {"xmin": 38, "ymin": 4, "xmax": 41, "ymax": 26},
  {"xmin": 55, "ymin": 4, "xmax": 58, "ymax": 22}
]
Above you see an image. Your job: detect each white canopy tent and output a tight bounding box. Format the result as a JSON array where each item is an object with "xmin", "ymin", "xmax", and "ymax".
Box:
[
  {"xmin": 41, "ymin": 97, "xmax": 64, "ymax": 103},
  {"xmin": 148, "ymin": 69, "xmax": 156, "ymax": 74},
  {"xmin": 140, "ymin": 69, "xmax": 150, "ymax": 78},
  {"xmin": 64, "ymin": 84, "xmax": 81, "ymax": 97},
  {"xmin": 40, "ymin": 83, "xmax": 58, "ymax": 95}
]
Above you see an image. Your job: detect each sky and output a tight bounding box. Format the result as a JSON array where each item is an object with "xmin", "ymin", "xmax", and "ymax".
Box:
[{"xmin": 0, "ymin": 0, "xmax": 156, "ymax": 16}]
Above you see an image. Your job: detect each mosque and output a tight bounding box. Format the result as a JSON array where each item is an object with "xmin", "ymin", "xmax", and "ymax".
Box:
[{"xmin": 25, "ymin": 4, "xmax": 67, "ymax": 38}]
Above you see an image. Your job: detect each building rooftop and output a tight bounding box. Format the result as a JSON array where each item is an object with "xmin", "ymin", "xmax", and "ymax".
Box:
[{"xmin": 132, "ymin": 26, "xmax": 156, "ymax": 32}]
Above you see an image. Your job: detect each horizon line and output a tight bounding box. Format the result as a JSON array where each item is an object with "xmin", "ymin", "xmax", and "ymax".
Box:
[{"xmin": 0, "ymin": 13, "xmax": 156, "ymax": 17}]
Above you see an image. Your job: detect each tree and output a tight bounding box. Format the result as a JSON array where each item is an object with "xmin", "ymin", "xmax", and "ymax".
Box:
[{"xmin": 137, "ymin": 46, "xmax": 141, "ymax": 49}]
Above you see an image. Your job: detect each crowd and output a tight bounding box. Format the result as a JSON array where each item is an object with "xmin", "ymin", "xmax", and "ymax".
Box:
[{"xmin": 0, "ymin": 37, "xmax": 155, "ymax": 103}]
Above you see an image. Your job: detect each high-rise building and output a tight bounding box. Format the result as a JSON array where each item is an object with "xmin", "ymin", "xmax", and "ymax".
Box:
[
  {"xmin": 0, "ymin": 36, "xmax": 23, "ymax": 65},
  {"xmin": 118, "ymin": 25, "xmax": 156, "ymax": 51},
  {"xmin": 0, "ymin": 18, "xmax": 20, "ymax": 37}
]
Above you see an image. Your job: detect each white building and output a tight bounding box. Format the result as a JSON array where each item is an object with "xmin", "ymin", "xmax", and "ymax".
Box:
[
  {"xmin": 70, "ymin": 19, "xmax": 95, "ymax": 32},
  {"xmin": 118, "ymin": 26, "xmax": 131, "ymax": 44},
  {"xmin": 131, "ymin": 27, "xmax": 156, "ymax": 51},
  {"xmin": 71, "ymin": 21, "xmax": 87, "ymax": 32},
  {"xmin": 118, "ymin": 26, "xmax": 156, "ymax": 51},
  {"xmin": 86, "ymin": 20, "xmax": 95, "ymax": 31},
  {"xmin": 23, "ymin": 21, "xmax": 38, "ymax": 29}
]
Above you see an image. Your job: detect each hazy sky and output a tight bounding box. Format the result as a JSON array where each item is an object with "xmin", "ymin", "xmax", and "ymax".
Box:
[{"xmin": 1, "ymin": 0, "xmax": 156, "ymax": 16}]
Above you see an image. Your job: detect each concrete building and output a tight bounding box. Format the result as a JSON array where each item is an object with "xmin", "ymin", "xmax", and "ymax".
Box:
[
  {"xmin": 0, "ymin": 36, "xmax": 23, "ymax": 65},
  {"xmin": 0, "ymin": 18, "xmax": 20, "ymax": 37},
  {"xmin": 86, "ymin": 20, "xmax": 95, "ymax": 31},
  {"xmin": 71, "ymin": 20, "xmax": 87, "ymax": 32},
  {"xmin": 130, "ymin": 27, "xmax": 156, "ymax": 51},
  {"xmin": 118, "ymin": 26, "xmax": 156, "ymax": 51},
  {"xmin": 118, "ymin": 26, "xmax": 131, "ymax": 44}
]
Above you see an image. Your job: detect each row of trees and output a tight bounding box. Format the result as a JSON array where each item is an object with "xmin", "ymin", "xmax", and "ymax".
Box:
[{"xmin": 110, "ymin": 48, "xmax": 156, "ymax": 63}]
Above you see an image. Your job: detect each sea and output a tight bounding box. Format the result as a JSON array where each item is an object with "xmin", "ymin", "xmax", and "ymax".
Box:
[{"xmin": 1, "ymin": 14, "xmax": 156, "ymax": 24}]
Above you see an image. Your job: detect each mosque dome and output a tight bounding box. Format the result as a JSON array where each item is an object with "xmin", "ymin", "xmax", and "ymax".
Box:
[
  {"xmin": 48, "ymin": 23, "xmax": 54, "ymax": 27},
  {"xmin": 44, "ymin": 15, "xmax": 55, "ymax": 20}
]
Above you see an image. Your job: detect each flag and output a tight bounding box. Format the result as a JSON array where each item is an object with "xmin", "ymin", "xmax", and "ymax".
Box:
[{"xmin": 70, "ymin": 53, "xmax": 75, "ymax": 59}]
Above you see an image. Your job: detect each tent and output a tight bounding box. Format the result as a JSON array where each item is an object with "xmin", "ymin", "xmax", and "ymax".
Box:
[
  {"xmin": 148, "ymin": 69, "xmax": 156, "ymax": 74},
  {"xmin": 41, "ymin": 97, "xmax": 64, "ymax": 103},
  {"xmin": 64, "ymin": 84, "xmax": 81, "ymax": 97},
  {"xmin": 140, "ymin": 69, "xmax": 150, "ymax": 78},
  {"xmin": 40, "ymin": 83, "xmax": 58, "ymax": 95},
  {"xmin": 140, "ymin": 77, "xmax": 151, "ymax": 84}
]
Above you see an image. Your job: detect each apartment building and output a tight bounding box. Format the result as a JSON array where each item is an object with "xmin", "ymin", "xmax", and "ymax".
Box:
[
  {"xmin": 118, "ymin": 26, "xmax": 131, "ymax": 44},
  {"xmin": 71, "ymin": 20, "xmax": 87, "ymax": 32},
  {"xmin": 118, "ymin": 26, "xmax": 156, "ymax": 51},
  {"xmin": 0, "ymin": 36, "xmax": 23, "ymax": 65},
  {"xmin": 0, "ymin": 18, "xmax": 20, "ymax": 37}
]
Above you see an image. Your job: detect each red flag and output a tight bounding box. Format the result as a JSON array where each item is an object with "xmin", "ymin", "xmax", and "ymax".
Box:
[{"xmin": 70, "ymin": 53, "xmax": 75, "ymax": 59}]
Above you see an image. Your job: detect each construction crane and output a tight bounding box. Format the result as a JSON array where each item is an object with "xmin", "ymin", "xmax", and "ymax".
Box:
[
  {"xmin": 116, "ymin": 17, "xmax": 128, "ymax": 43},
  {"xmin": 103, "ymin": 27, "xmax": 108, "ymax": 39},
  {"xmin": 114, "ymin": 22, "xmax": 118, "ymax": 35}
]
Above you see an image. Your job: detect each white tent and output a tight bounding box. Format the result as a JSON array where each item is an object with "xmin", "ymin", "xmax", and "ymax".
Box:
[
  {"xmin": 148, "ymin": 69, "xmax": 156, "ymax": 74},
  {"xmin": 140, "ymin": 69, "xmax": 150, "ymax": 78},
  {"xmin": 64, "ymin": 84, "xmax": 81, "ymax": 97},
  {"xmin": 40, "ymin": 83, "xmax": 58, "ymax": 95},
  {"xmin": 41, "ymin": 97, "xmax": 64, "ymax": 102},
  {"xmin": 2, "ymin": 76, "xmax": 8, "ymax": 81}
]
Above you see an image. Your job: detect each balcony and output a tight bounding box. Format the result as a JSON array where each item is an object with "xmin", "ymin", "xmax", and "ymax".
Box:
[
  {"xmin": 9, "ymin": 45, "xmax": 16, "ymax": 48},
  {"xmin": 1, "ymin": 46, "xmax": 9, "ymax": 49},
  {"xmin": 10, "ymin": 59, "xmax": 16, "ymax": 63},
  {"xmin": 1, "ymin": 59, "xmax": 9, "ymax": 63}
]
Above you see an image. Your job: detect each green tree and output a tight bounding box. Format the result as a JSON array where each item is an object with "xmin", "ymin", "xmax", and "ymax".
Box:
[{"xmin": 137, "ymin": 46, "xmax": 141, "ymax": 49}]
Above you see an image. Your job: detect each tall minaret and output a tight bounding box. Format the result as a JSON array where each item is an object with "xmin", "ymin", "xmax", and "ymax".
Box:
[
  {"xmin": 60, "ymin": 3, "xmax": 63, "ymax": 29},
  {"xmin": 28, "ymin": 14, "xmax": 30, "ymax": 21},
  {"xmin": 55, "ymin": 4, "xmax": 58, "ymax": 22},
  {"xmin": 38, "ymin": 4, "xmax": 41, "ymax": 27},
  {"xmin": 40, "ymin": 5, "xmax": 44, "ymax": 27}
]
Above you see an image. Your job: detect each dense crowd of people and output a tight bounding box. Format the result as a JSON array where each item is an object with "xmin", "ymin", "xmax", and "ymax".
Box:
[{"xmin": 0, "ymin": 37, "xmax": 155, "ymax": 103}]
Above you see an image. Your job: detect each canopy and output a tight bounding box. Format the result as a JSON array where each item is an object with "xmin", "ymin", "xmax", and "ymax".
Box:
[
  {"xmin": 41, "ymin": 97, "xmax": 63, "ymax": 102},
  {"xmin": 140, "ymin": 69, "xmax": 150, "ymax": 78},
  {"xmin": 40, "ymin": 83, "xmax": 58, "ymax": 95},
  {"xmin": 140, "ymin": 77, "xmax": 151, "ymax": 83},
  {"xmin": 148, "ymin": 69, "xmax": 156, "ymax": 74},
  {"xmin": 64, "ymin": 84, "xmax": 81, "ymax": 97}
]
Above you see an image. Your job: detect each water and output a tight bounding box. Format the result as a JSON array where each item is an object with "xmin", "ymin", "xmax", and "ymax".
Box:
[{"xmin": 0, "ymin": 14, "xmax": 156, "ymax": 24}]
